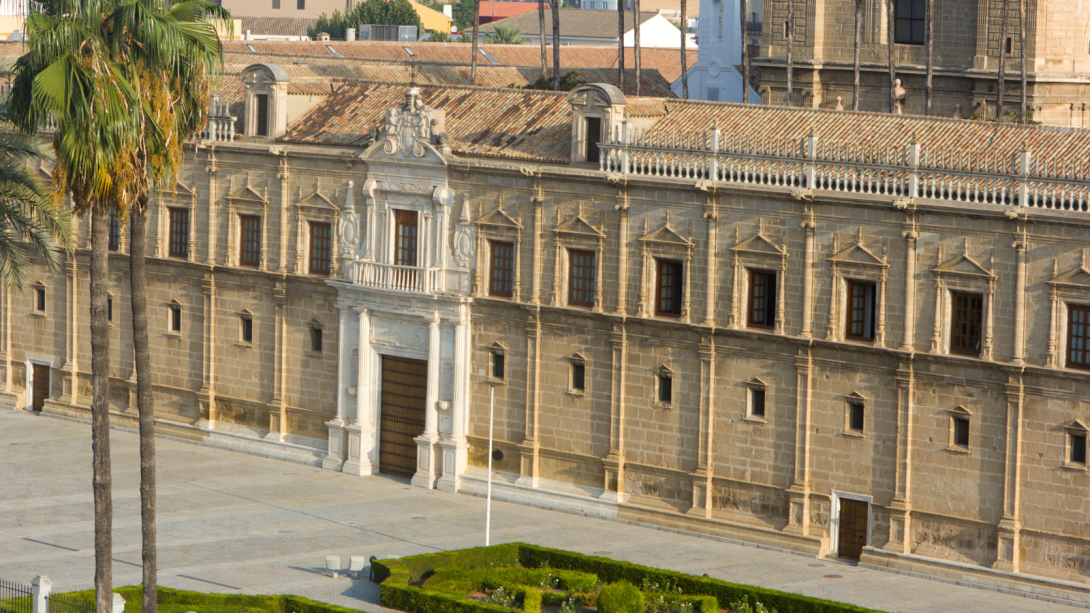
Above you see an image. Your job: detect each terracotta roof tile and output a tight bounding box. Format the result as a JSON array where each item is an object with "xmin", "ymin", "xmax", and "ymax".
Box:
[
  {"xmin": 479, "ymin": 9, "xmax": 659, "ymax": 39},
  {"xmin": 239, "ymin": 17, "xmax": 317, "ymax": 37}
]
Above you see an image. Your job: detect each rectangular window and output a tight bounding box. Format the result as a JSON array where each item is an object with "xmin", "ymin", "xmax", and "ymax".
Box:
[
  {"xmin": 571, "ymin": 362, "xmax": 586, "ymax": 392},
  {"xmin": 706, "ymin": 87, "xmax": 720, "ymax": 102},
  {"xmin": 585, "ymin": 116, "xmax": 602, "ymax": 164},
  {"xmin": 489, "ymin": 241, "xmax": 514, "ymax": 297},
  {"xmin": 656, "ymin": 260, "xmax": 684, "ymax": 317},
  {"xmin": 492, "ymin": 352, "xmax": 505, "ymax": 380},
  {"xmin": 846, "ymin": 281, "xmax": 876, "ymax": 341},
  {"xmin": 1071, "ymin": 432, "xmax": 1087, "ymax": 465},
  {"xmin": 107, "ymin": 297, "xmax": 113, "ymax": 323},
  {"xmin": 169, "ymin": 208, "xmax": 189, "ymax": 258},
  {"xmin": 170, "ymin": 305, "xmax": 181, "ymax": 333},
  {"xmin": 568, "ymin": 249, "xmax": 596, "ymax": 307},
  {"xmin": 311, "ymin": 326, "xmax": 323, "ymax": 353},
  {"xmin": 1067, "ymin": 305, "xmax": 1090, "ymax": 369},
  {"xmin": 309, "ymin": 222, "xmax": 331, "ymax": 275},
  {"xmin": 849, "ymin": 402, "xmax": 864, "ymax": 432},
  {"xmin": 273, "ymin": 0, "xmax": 280, "ymax": 7},
  {"xmin": 893, "ymin": 0, "xmax": 925, "ymax": 45},
  {"xmin": 953, "ymin": 416, "xmax": 970, "ymax": 448},
  {"xmin": 108, "ymin": 207, "xmax": 120, "ymax": 251},
  {"xmin": 950, "ymin": 292, "xmax": 984, "ymax": 356},
  {"xmin": 240, "ymin": 315, "xmax": 253, "ymax": 344},
  {"xmin": 239, "ymin": 215, "xmax": 261, "ymax": 267},
  {"xmin": 394, "ymin": 210, "xmax": 418, "ymax": 267},
  {"xmin": 296, "ymin": 0, "xmax": 304, "ymax": 8},
  {"xmin": 35, "ymin": 287, "xmax": 45, "ymax": 312},
  {"xmin": 748, "ymin": 269, "xmax": 777, "ymax": 329},
  {"xmin": 255, "ymin": 94, "xmax": 269, "ymax": 137},
  {"xmin": 658, "ymin": 373, "xmax": 672, "ymax": 404},
  {"xmin": 750, "ymin": 387, "xmax": 766, "ymax": 417}
]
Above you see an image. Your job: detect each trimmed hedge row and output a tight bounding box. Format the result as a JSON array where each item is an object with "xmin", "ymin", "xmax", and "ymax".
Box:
[
  {"xmin": 59, "ymin": 587, "xmax": 364, "ymax": 613},
  {"xmin": 373, "ymin": 543, "xmax": 886, "ymax": 613}
]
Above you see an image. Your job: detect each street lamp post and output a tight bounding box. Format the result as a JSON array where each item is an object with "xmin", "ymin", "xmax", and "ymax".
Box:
[{"xmin": 485, "ymin": 383, "xmax": 494, "ymax": 546}]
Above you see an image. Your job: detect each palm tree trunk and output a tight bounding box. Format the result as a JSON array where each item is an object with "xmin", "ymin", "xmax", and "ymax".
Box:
[
  {"xmin": 997, "ymin": 0, "xmax": 1009, "ymax": 119},
  {"xmin": 925, "ymin": 0, "xmax": 933, "ymax": 114},
  {"xmin": 740, "ymin": 0, "xmax": 748, "ymax": 103},
  {"xmin": 634, "ymin": 0, "xmax": 641, "ymax": 95},
  {"xmin": 617, "ymin": 1, "xmax": 625, "ymax": 92},
  {"xmin": 130, "ymin": 203, "xmax": 156, "ymax": 613},
  {"xmin": 90, "ymin": 204, "xmax": 113, "ymax": 613},
  {"xmin": 471, "ymin": 0, "xmax": 480, "ymax": 84},
  {"xmin": 681, "ymin": 0, "xmax": 688, "ymax": 98},
  {"xmin": 538, "ymin": 0, "xmax": 547, "ymax": 80},
  {"xmin": 852, "ymin": 0, "xmax": 861, "ymax": 110},
  {"xmin": 1019, "ymin": 0, "xmax": 1026, "ymax": 123},
  {"xmin": 887, "ymin": 0, "xmax": 895, "ymax": 112},
  {"xmin": 552, "ymin": 0, "xmax": 560, "ymax": 90},
  {"xmin": 785, "ymin": 0, "xmax": 793, "ymax": 106}
]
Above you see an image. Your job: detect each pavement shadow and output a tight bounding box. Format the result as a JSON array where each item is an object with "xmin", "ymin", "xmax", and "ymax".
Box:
[{"xmin": 341, "ymin": 578, "xmax": 381, "ymax": 605}]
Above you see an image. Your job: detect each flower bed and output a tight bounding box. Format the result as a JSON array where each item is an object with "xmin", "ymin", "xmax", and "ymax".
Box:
[{"xmin": 372, "ymin": 543, "xmax": 885, "ymax": 613}]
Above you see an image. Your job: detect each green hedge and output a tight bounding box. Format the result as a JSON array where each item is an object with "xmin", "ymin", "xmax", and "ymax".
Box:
[
  {"xmin": 57, "ymin": 587, "xmax": 364, "ymax": 613},
  {"xmin": 517, "ymin": 544, "xmax": 883, "ymax": 613},
  {"xmin": 596, "ymin": 582, "xmax": 643, "ymax": 613}
]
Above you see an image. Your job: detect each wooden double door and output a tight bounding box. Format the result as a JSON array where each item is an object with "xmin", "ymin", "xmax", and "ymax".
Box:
[
  {"xmin": 837, "ymin": 498, "xmax": 869, "ymax": 560},
  {"xmin": 378, "ymin": 355, "xmax": 427, "ymax": 479},
  {"xmin": 31, "ymin": 364, "xmax": 49, "ymax": 411}
]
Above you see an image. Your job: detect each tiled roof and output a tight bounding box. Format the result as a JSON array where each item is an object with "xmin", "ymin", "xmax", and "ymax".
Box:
[
  {"xmin": 479, "ymin": 9, "xmax": 659, "ymax": 39},
  {"xmin": 281, "ymin": 82, "xmax": 573, "ymax": 163},
  {"xmin": 239, "ymin": 17, "xmax": 317, "ymax": 37},
  {"xmin": 221, "ymin": 41, "xmax": 698, "ymax": 82},
  {"xmin": 478, "ymin": 1, "xmax": 549, "ymax": 20},
  {"xmin": 222, "ymin": 61, "xmax": 676, "ymax": 97}
]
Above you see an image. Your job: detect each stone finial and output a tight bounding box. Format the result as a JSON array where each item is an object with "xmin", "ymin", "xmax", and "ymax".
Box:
[
  {"xmin": 953, "ymin": 104, "xmax": 963, "ymax": 119},
  {"xmin": 835, "ymin": 96, "xmax": 844, "ymax": 111},
  {"xmin": 892, "ymin": 78, "xmax": 906, "ymax": 115}
]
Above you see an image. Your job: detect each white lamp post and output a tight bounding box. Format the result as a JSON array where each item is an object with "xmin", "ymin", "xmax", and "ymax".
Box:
[{"xmin": 485, "ymin": 383, "xmax": 495, "ymax": 546}]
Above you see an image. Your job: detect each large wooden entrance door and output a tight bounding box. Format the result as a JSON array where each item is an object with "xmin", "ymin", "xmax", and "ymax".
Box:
[
  {"xmin": 378, "ymin": 355, "xmax": 427, "ymax": 478},
  {"xmin": 837, "ymin": 498, "xmax": 869, "ymax": 560},
  {"xmin": 31, "ymin": 364, "xmax": 49, "ymax": 411}
]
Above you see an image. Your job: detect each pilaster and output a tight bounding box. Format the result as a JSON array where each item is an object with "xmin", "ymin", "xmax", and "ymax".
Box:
[
  {"xmin": 885, "ymin": 362, "xmax": 916, "ymax": 553},
  {"xmin": 688, "ymin": 338, "xmax": 716, "ymax": 518},
  {"xmin": 265, "ymin": 285, "xmax": 288, "ymax": 442},
  {"xmin": 614, "ymin": 191, "xmax": 629, "ymax": 315},
  {"xmin": 529, "ymin": 188, "xmax": 544, "ymax": 304},
  {"xmin": 413, "ymin": 312, "xmax": 443, "ymax": 489},
  {"xmin": 344, "ymin": 307, "xmax": 375, "ymax": 476},
  {"xmin": 198, "ymin": 274, "xmax": 218, "ymax": 430},
  {"xmin": 785, "ymin": 349, "xmax": 813, "ymax": 536},
  {"xmin": 1012, "ymin": 229, "xmax": 1028, "ymax": 364},
  {"xmin": 516, "ymin": 314, "xmax": 542, "ymax": 488},
  {"xmin": 437, "ymin": 303, "xmax": 470, "ymax": 492},
  {"xmin": 278, "ymin": 151, "xmax": 290, "ymax": 272},
  {"xmin": 995, "ymin": 375, "xmax": 1025, "ymax": 572},
  {"xmin": 205, "ymin": 149, "xmax": 218, "ymax": 264},
  {"xmin": 703, "ymin": 200, "xmax": 718, "ymax": 327},
  {"xmin": 901, "ymin": 215, "xmax": 918, "ymax": 351},
  {"xmin": 323, "ymin": 302, "xmax": 351, "ymax": 470},
  {"xmin": 800, "ymin": 210, "xmax": 816, "ymax": 338},
  {"xmin": 601, "ymin": 324, "xmax": 628, "ymax": 503},
  {"xmin": 58, "ymin": 258, "xmax": 78, "ymax": 405}
]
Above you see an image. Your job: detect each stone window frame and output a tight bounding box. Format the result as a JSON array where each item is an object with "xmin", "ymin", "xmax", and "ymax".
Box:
[
  {"xmin": 294, "ymin": 188, "xmax": 341, "ymax": 277},
  {"xmin": 567, "ymin": 351, "xmax": 588, "ymax": 397},
  {"xmin": 1045, "ymin": 255, "xmax": 1090, "ymax": 370},
  {"xmin": 744, "ymin": 376, "xmax": 768, "ymax": 423},
  {"xmin": 31, "ymin": 280, "xmax": 46, "ymax": 316},
  {"xmin": 550, "ymin": 207, "xmax": 606, "ymax": 313},
  {"xmin": 488, "ymin": 341, "xmax": 507, "ymax": 386},
  {"xmin": 947, "ymin": 405, "xmax": 972, "ymax": 454},
  {"xmin": 226, "ymin": 182, "xmax": 270, "ymax": 270},
  {"xmin": 307, "ymin": 318, "xmax": 324, "ymax": 357},
  {"xmin": 165, "ymin": 299, "xmax": 183, "ymax": 336},
  {"xmin": 1063, "ymin": 420, "xmax": 1089, "ymax": 472},
  {"xmin": 106, "ymin": 291, "xmax": 114, "ymax": 327},
  {"xmin": 637, "ymin": 215, "xmax": 694, "ymax": 322},
  {"xmin": 473, "ymin": 201, "xmax": 523, "ymax": 301},
  {"xmin": 236, "ymin": 308, "xmax": 255, "ymax": 348},
  {"xmin": 843, "ymin": 390, "xmax": 866, "ymax": 438},
  {"xmin": 826, "ymin": 233, "xmax": 889, "ymax": 346},
  {"xmin": 929, "ymin": 246, "xmax": 996, "ymax": 360},
  {"xmin": 654, "ymin": 364, "xmax": 674, "ymax": 410},
  {"xmin": 156, "ymin": 184, "xmax": 197, "ymax": 262},
  {"xmin": 729, "ymin": 228, "xmax": 788, "ymax": 335}
]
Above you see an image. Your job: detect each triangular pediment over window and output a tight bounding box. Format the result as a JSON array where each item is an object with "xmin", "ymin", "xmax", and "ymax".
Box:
[
  {"xmin": 932, "ymin": 254, "xmax": 995, "ymax": 278},
  {"xmin": 1050, "ymin": 266, "xmax": 1090, "ymax": 289},
  {"xmin": 169, "ymin": 181, "xmax": 196, "ymax": 198},
  {"xmin": 829, "ymin": 243, "xmax": 886, "ymax": 267},
  {"xmin": 477, "ymin": 206, "xmax": 522, "ymax": 230},
  {"xmin": 1064, "ymin": 419, "xmax": 1089, "ymax": 433},
  {"xmin": 297, "ymin": 189, "xmax": 337, "ymax": 209},
  {"xmin": 228, "ymin": 184, "xmax": 267, "ymax": 203},
  {"xmin": 553, "ymin": 214, "xmax": 604, "ymax": 238},
  {"xmin": 844, "ymin": 390, "xmax": 867, "ymax": 403},
  {"xmin": 640, "ymin": 222, "xmax": 691, "ymax": 247},
  {"xmin": 732, "ymin": 233, "xmax": 786, "ymax": 257}
]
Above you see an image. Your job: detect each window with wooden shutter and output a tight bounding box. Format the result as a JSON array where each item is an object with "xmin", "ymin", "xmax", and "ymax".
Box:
[
  {"xmin": 656, "ymin": 259, "xmax": 683, "ymax": 317},
  {"xmin": 585, "ymin": 117, "xmax": 602, "ymax": 164},
  {"xmin": 950, "ymin": 292, "xmax": 983, "ymax": 356},
  {"xmin": 309, "ymin": 222, "xmax": 331, "ymax": 275},
  {"xmin": 489, "ymin": 241, "xmax": 514, "ymax": 297},
  {"xmin": 846, "ymin": 281, "xmax": 876, "ymax": 341},
  {"xmin": 108, "ymin": 207, "xmax": 120, "ymax": 251},
  {"xmin": 748, "ymin": 269, "xmax": 777, "ymax": 328},
  {"xmin": 1067, "ymin": 305, "xmax": 1090, "ymax": 370},
  {"xmin": 239, "ymin": 215, "xmax": 261, "ymax": 267},
  {"xmin": 568, "ymin": 249, "xmax": 596, "ymax": 307},
  {"xmin": 394, "ymin": 210, "xmax": 418, "ymax": 267},
  {"xmin": 169, "ymin": 208, "xmax": 189, "ymax": 258},
  {"xmin": 255, "ymin": 94, "xmax": 269, "ymax": 136}
]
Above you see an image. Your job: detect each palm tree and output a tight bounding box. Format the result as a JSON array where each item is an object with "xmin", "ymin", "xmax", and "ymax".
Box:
[
  {"xmin": 616, "ymin": 0, "xmax": 624, "ymax": 92},
  {"xmin": 887, "ymin": 0, "xmax": 896, "ymax": 112},
  {"xmin": 1019, "ymin": 0, "xmax": 1027, "ymax": 123},
  {"xmin": 633, "ymin": 0, "xmax": 640, "ymax": 95},
  {"xmin": 997, "ymin": 0, "xmax": 1010, "ymax": 119},
  {"xmin": 471, "ymin": 0, "xmax": 480, "ymax": 84},
  {"xmin": 0, "ymin": 115, "xmax": 72, "ymax": 290},
  {"xmin": 490, "ymin": 25, "xmax": 523, "ymax": 44},
  {"xmin": 10, "ymin": 3, "xmax": 143, "ymax": 613},
  {"xmin": 538, "ymin": 0, "xmax": 546, "ymax": 80},
  {"xmin": 739, "ymin": 0, "xmax": 748, "ymax": 103},
  {"xmin": 925, "ymin": 0, "xmax": 933, "ymax": 114},
  {"xmin": 551, "ymin": 0, "xmax": 560, "ymax": 90},
  {"xmin": 680, "ymin": 0, "xmax": 687, "ymax": 98},
  {"xmin": 852, "ymin": 0, "xmax": 861, "ymax": 110},
  {"xmin": 785, "ymin": 0, "xmax": 793, "ymax": 106}
]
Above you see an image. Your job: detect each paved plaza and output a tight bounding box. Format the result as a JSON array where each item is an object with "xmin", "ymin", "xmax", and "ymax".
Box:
[{"xmin": 0, "ymin": 409, "xmax": 1081, "ymax": 613}]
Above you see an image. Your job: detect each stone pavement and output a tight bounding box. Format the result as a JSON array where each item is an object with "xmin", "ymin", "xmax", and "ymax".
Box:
[{"xmin": 0, "ymin": 409, "xmax": 1080, "ymax": 613}]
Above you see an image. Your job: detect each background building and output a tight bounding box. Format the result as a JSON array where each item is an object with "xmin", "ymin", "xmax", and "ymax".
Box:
[
  {"xmin": 687, "ymin": 0, "xmax": 759, "ymax": 101},
  {"xmin": 480, "ymin": 9, "xmax": 694, "ymax": 48}
]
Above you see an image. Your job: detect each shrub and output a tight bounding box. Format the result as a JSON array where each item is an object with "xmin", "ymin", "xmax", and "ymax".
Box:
[
  {"xmin": 596, "ymin": 582, "xmax": 644, "ymax": 613},
  {"xmin": 521, "ymin": 587, "xmax": 542, "ymax": 613},
  {"xmin": 695, "ymin": 596, "xmax": 718, "ymax": 613}
]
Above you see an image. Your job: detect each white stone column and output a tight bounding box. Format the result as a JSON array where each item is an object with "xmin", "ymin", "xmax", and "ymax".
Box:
[
  {"xmin": 344, "ymin": 307, "xmax": 375, "ymax": 476},
  {"xmin": 413, "ymin": 312, "xmax": 443, "ymax": 489},
  {"xmin": 32, "ymin": 575, "xmax": 51, "ymax": 613},
  {"xmin": 323, "ymin": 304, "xmax": 350, "ymax": 470},
  {"xmin": 438, "ymin": 303, "xmax": 470, "ymax": 492}
]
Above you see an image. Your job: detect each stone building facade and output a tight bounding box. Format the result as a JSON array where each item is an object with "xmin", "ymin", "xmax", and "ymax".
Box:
[
  {"xmin": 7, "ymin": 64, "xmax": 1090, "ymax": 602},
  {"xmin": 755, "ymin": 0, "xmax": 1090, "ymax": 126}
]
